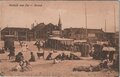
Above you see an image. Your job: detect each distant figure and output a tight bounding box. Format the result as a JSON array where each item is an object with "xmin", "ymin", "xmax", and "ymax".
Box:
[
  {"xmin": 11, "ymin": 64, "xmax": 21, "ymax": 71},
  {"xmin": 69, "ymin": 53, "xmax": 80, "ymax": 60},
  {"xmin": 53, "ymin": 59, "xmax": 60, "ymax": 64},
  {"xmin": 8, "ymin": 46, "xmax": 15, "ymax": 60},
  {"xmin": 0, "ymin": 47, "xmax": 5, "ymax": 54},
  {"xmin": 37, "ymin": 51, "xmax": 44, "ymax": 59},
  {"xmin": 29, "ymin": 52, "xmax": 35, "ymax": 62},
  {"xmin": 34, "ymin": 40, "xmax": 41, "ymax": 51},
  {"xmin": 19, "ymin": 41, "xmax": 23, "ymax": 47},
  {"xmin": 19, "ymin": 60, "xmax": 32, "ymax": 72},
  {"xmin": 15, "ymin": 52, "xmax": 24, "ymax": 62},
  {"xmin": 102, "ymin": 44, "xmax": 109, "ymax": 60},
  {"xmin": 109, "ymin": 50, "xmax": 115, "ymax": 62},
  {"xmin": 103, "ymin": 60, "xmax": 109, "ymax": 68},
  {"xmin": 93, "ymin": 44, "xmax": 103, "ymax": 60},
  {"xmin": 61, "ymin": 53, "xmax": 66, "ymax": 60},
  {"xmin": 85, "ymin": 43, "xmax": 90, "ymax": 57},
  {"xmin": 46, "ymin": 53, "xmax": 53, "ymax": 60},
  {"xmin": 34, "ymin": 40, "xmax": 43, "ymax": 51},
  {"xmin": 22, "ymin": 42, "xmax": 28, "ymax": 52}
]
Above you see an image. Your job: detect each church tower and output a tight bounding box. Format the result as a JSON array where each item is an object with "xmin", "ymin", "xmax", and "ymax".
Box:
[{"xmin": 58, "ymin": 14, "xmax": 62, "ymax": 30}]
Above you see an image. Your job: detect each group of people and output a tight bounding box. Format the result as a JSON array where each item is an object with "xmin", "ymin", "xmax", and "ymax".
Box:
[
  {"xmin": 11, "ymin": 51, "xmax": 35, "ymax": 72},
  {"xmin": 2, "ymin": 39, "xmax": 118, "ymax": 72},
  {"xmin": 3, "ymin": 41, "xmax": 35, "ymax": 72},
  {"xmin": 73, "ymin": 59, "xmax": 111, "ymax": 72},
  {"xmin": 6, "ymin": 41, "xmax": 29, "ymax": 60},
  {"xmin": 7, "ymin": 40, "xmax": 44, "ymax": 63},
  {"xmin": 15, "ymin": 51, "xmax": 36, "ymax": 62},
  {"xmin": 6, "ymin": 39, "xmax": 117, "ymax": 62},
  {"xmin": 93, "ymin": 43, "xmax": 116, "ymax": 62}
]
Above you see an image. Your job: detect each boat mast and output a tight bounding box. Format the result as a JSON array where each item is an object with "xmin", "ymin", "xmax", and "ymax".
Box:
[{"xmin": 85, "ymin": 2, "xmax": 88, "ymax": 41}]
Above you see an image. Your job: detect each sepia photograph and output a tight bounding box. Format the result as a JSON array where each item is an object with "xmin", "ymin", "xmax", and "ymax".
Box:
[{"xmin": 0, "ymin": 0, "xmax": 119, "ymax": 77}]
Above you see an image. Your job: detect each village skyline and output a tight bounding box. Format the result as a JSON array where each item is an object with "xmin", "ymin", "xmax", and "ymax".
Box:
[{"xmin": 0, "ymin": 1, "xmax": 119, "ymax": 32}]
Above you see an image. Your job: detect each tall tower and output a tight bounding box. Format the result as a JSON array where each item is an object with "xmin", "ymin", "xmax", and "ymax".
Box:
[{"xmin": 58, "ymin": 14, "xmax": 62, "ymax": 30}]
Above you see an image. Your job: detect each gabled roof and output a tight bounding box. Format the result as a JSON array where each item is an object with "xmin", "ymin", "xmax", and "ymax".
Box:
[
  {"xmin": 2, "ymin": 27, "xmax": 30, "ymax": 32},
  {"xmin": 31, "ymin": 23, "xmax": 45, "ymax": 31},
  {"xmin": 31, "ymin": 22, "xmax": 60, "ymax": 31},
  {"xmin": 105, "ymin": 32, "xmax": 115, "ymax": 34},
  {"xmin": 87, "ymin": 28, "xmax": 104, "ymax": 33},
  {"xmin": 46, "ymin": 23, "xmax": 59, "ymax": 30}
]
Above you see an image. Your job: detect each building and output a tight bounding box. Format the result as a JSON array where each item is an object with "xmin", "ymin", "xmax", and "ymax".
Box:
[
  {"xmin": 103, "ymin": 32, "xmax": 119, "ymax": 48},
  {"xmin": 31, "ymin": 16, "xmax": 62, "ymax": 40},
  {"xmin": 1, "ymin": 15, "xmax": 62, "ymax": 41},
  {"xmin": 87, "ymin": 28, "xmax": 104, "ymax": 42},
  {"xmin": 104, "ymin": 32, "xmax": 115, "ymax": 41},
  {"xmin": 31, "ymin": 22, "xmax": 61, "ymax": 40},
  {"xmin": 63, "ymin": 28, "xmax": 86, "ymax": 40},
  {"xmin": 1, "ymin": 27, "xmax": 30, "ymax": 41},
  {"xmin": 63, "ymin": 28, "xmax": 104, "ymax": 42}
]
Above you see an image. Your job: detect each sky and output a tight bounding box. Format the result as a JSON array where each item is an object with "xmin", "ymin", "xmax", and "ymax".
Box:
[{"xmin": 0, "ymin": 1, "xmax": 119, "ymax": 32}]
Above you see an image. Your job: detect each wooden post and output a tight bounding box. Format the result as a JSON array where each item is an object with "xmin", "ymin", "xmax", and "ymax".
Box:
[{"xmin": 113, "ymin": 5, "xmax": 116, "ymax": 44}]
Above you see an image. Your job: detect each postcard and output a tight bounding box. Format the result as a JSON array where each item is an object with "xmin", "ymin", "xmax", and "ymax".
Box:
[{"xmin": 0, "ymin": 0, "xmax": 119, "ymax": 76}]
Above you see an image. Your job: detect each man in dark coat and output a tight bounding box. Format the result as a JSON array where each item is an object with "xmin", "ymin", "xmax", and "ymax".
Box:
[
  {"xmin": 29, "ymin": 52, "xmax": 36, "ymax": 62},
  {"xmin": 34, "ymin": 40, "xmax": 41, "ymax": 51},
  {"xmin": 15, "ymin": 52, "xmax": 24, "ymax": 62},
  {"xmin": 8, "ymin": 46, "xmax": 15, "ymax": 60},
  {"xmin": 46, "ymin": 53, "xmax": 53, "ymax": 60}
]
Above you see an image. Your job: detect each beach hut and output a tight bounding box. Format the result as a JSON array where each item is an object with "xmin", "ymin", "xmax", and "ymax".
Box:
[
  {"xmin": 47, "ymin": 37, "xmax": 74, "ymax": 50},
  {"xmin": 4, "ymin": 35, "xmax": 15, "ymax": 51}
]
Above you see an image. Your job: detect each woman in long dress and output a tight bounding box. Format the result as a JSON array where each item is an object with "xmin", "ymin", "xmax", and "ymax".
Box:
[{"xmin": 22, "ymin": 42, "xmax": 28, "ymax": 52}]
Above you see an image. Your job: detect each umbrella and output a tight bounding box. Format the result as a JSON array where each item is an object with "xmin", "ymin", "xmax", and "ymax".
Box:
[
  {"xmin": 102, "ymin": 47, "xmax": 109, "ymax": 51},
  {"xmin": 108, "ymin": 47, "xmax": 116, "ymax": 52},
  {"xmin": 102, "ymin": 47, "xmax": 116, "ymax": 52}
]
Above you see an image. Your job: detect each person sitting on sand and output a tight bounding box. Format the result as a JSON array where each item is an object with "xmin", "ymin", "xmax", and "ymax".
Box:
[
  {"xmin": 61, "ymin": 53, "xmax": 66, "ymax": 61},
  {"xmin": 19, "ymin": 41, "xmax": 23, "ymax": 48},
  {"xmin": 29, "ymin": 52, "xmax": 36, "ymax": 62},
  {"xmin": 46, "ymin": 52, "xmax": 53, "ymax": 60},
  {"xmin": 53, "ymin": 59, "xmax": 60, "ymax": 64},
  {"xmin": 19, "ymin": 60, "xmax": 32, "ymax": 72},
  {"xmin": 15, "ymin": 52, "xmax": 24, "ymax": 62}
]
